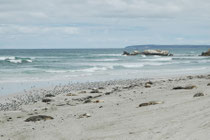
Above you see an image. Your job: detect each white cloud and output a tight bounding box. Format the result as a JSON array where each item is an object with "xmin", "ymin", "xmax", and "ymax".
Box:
[
  {"xmin": 0, "ymin": 25, "xmax": 79, "ymax": 35},
  {"xmin": 176, "ymin": 37, "xmax": 184, "ymax": 41}
]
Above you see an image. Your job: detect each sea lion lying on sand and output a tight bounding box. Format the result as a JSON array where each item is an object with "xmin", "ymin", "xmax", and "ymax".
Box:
[{"xmin": 138, "ymin": 101, "xmax": 164, "ymax": 107}]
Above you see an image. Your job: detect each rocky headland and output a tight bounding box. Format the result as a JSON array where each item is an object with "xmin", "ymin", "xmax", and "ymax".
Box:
[{"xmin": 201, "ymin": 49, "xmax": 210, "ymax": 56}]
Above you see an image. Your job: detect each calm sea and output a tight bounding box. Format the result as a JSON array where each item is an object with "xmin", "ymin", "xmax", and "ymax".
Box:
[{"xmin": 0, "ymin": 46, "xmax": 210, "ymax": 95}]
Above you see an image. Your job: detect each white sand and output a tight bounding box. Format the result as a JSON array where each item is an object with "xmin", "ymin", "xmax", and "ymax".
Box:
[{"xmin": 0, "ymin": 75, "xmax": 210, "ymax": 140}]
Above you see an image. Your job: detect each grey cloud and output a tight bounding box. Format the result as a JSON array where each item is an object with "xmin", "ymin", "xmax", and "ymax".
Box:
[
  {"xmin": 0, "ymin": 0, "xmax": 210, "ymax": 24},
  {"xmin": 0, "ymin": 0, "xmax": 210, "ymax": 48}
]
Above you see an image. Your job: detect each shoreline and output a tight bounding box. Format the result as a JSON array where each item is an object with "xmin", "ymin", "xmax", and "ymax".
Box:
[
  {"xmin": 1, "ymin": 67, "xmax": 210, "ymax": 96},
  {"xmin": 0, "ymin": 77, "xmax": 151, "ymax": 111},
  {"xmin": 1, "ymin": 73, "xmax": 210, "ymax": 139},
  {"xmin": 0, "ymin": 72, "xmax": 209, "ymax": 111}
]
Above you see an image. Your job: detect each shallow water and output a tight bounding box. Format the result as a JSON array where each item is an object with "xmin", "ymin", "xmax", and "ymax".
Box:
[{"xmin": 0, "ymin": 46, "xmax": 210, "ymax": 95}]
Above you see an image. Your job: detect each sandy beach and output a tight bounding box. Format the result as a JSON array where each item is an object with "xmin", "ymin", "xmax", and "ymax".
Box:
[
  {"xmin": 0, "ymin": 74, "xmax": 210, "ymax": 140},
  {"xmin": 1, "ymin": 0, "xmax": 210, "ymax": 139}
]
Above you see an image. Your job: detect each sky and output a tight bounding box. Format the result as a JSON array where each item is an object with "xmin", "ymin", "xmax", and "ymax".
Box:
[{"xmin": 0, "ymin": 0, "xmax": 210, "ymax": 49}]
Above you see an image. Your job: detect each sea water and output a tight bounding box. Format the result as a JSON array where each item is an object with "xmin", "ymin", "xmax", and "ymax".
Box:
[{"xmin": 0, "ymin": 46, "xmax": 210, "ymax": 95}]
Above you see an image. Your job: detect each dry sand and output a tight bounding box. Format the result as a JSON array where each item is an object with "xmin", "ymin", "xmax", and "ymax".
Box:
[{"xmin": 0, "ymin": 74, "xmax": 210, "ymax": 140}]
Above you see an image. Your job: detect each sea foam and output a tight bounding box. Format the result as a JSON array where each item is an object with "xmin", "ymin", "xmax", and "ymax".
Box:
[{"xmin": 0, "ymin": 56, "xmax": 33, "ymax": 64}]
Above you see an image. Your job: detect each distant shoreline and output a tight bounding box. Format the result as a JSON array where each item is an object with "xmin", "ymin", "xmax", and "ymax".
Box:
[
  {"xmin": 1, "ymin": 44, "xmax": 210, "ymax": 50},
  {"xmin": 125, "ymin": 44, "xmax": 210, "ymax": 49}
]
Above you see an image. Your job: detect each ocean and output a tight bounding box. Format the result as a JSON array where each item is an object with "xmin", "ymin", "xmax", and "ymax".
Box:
[{"xmin": 0, "ymin": 46, "xmax": 210, "ymax": 95}]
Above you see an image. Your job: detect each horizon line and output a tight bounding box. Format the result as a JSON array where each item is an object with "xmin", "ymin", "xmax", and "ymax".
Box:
[{"xmin": 0, "ymin": 44, "xmax": 210, "ymax": 50}]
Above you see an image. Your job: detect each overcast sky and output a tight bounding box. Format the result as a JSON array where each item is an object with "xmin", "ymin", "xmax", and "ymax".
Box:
[{"xmin": 0, "ymin": 0, "xmax": 210, "ymax": 48}]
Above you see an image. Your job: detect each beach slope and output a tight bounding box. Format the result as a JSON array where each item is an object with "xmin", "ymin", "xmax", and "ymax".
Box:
[{"xmin": 1, "ymin": 75, "xmax": 210, "ymax": 140}]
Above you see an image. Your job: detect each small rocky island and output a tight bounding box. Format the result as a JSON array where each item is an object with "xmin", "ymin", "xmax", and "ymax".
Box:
[
  {"xmin": 201, "ymin": 49, "xmax": 210, "ymax": 56},
  {"xmin": 123, "ymin": 49, "xmax": 173, "ymax": 56}
]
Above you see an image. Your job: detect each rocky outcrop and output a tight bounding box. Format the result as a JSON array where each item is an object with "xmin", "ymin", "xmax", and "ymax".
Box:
[
  {"xmin": 123, "ymin": 51, "xmax": 141, "ymax": 56},
  {"xmin": 201, "ymin": 49, "xmax": 210, "ymax": 56},
  {"xmin": 123, "ymin": 49, "xmax": 173, "ymax": 56},
  {"xmin": 123, "ymin": 51, "xmax": 130, "ymax": 55},
  {"xmin": 143, "ymin": 49, "xmax": 173, "ymax": 56}
]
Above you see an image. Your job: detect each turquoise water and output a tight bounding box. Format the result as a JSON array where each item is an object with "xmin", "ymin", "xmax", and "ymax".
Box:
[{"xmin": 0, "ymin": 46, "xmax": 210, "ymax": 95}]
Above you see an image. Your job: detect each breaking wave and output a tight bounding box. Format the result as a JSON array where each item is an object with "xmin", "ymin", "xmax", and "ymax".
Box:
[
  {"xmin": 94, "ymin": 54, "xmax": 122, "ymax": 57},
  {"xmin": 45, "ymin": 67, "xmax": 110, "ymax": 73},
  {"xmin": 0, "ymin": 56, "xmax": 33, "ymax": 64},
  {"xmin": 93, "ymin": 59, "xmax": 120, "ymax": 62}
]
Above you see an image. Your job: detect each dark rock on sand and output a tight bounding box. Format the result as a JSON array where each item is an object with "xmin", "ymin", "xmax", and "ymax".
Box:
[
  {"xmin": 74, "ymin": 95, "xmax": 102, "ymax": 102},
  {"xmin": 196, "ymin": 75, "xmax": 206, "ymax": 79},
  {"xmin": 93, "ymin": 100, "xmax": 104, "ymax": 103},
  {"xmin": 93, "ymin": 95, "xmax": 102, "ymax": 98},
  {"xmin": 112, "ymin": 87, "xmax": 121, "ymax": 92},
  {"xmin": 193, "ymin": 93, "xmax": 204, "ymax": 97},
  {"xmin": 66, "ymin": 93, "xmax": 77, "ymax": 96},
  {"xmin": 144, "ymin": 82, "xmax": 151, "ymax": 88},
  {"xmin": 84, "ymin": 99, "xmax": 92, "ymax": 103},
  {"xmin": 145, "ymin": 81, "xmax": 153, "ymax": 85},
  {"xmin": 45, "ymin": 94, "xmax": 55, "ymax": 97},
  {"xmin": 123, "ymin": 84, "xmax": 138, "ymax": 89},
  {"xmin": 25, "ymin": 115, "xmax": 54, "ymax": 122},
  {"xmin": 145, "ymin": 84, "xmax": 151, "ymax": 88},
  {"xmin": 79, "ymin": 91, "xmax": 87, "ymax": 94},
  {"xmin": 78, "ymin": 113, "xmax": 91, "ymax": 119},
  {"xmin": 201, "ymin": 49, "xmax": 210, "ymax": 56},
  {"xmin": 173, "ymin": 85, "xmax": 196, "ymax": 90},
  {"xmin": 42, "ymin": 108, "xmax": 48, "ymax": 111},
  {"xmin": 7, "ymin": 117, "xmax": 12, "ymax": 121},
  {"xmin": 105, "ymin": 92, "xmax": 112, "ymax": 95},
  {"xmin": 207, "ymin": 83, "xmax": 210, "ymax": 86},
  {"xmin": 187, "ymin": 76, "xmax": 193, "ymax": 79},
  {"xmin": 90, "ymin": 89, "xmax": 100, "ymax": 93},
  {"xmin": 42, "ymin": 98, "xmax": 53, "ymax": 103},
  {"xmin": 73, "ymin": 96, "xmax": 93, "ymax": 102},
  {"xmin": 145, "ymin": 81, "xmax": 153, "ymax": 88},
  {"xmin": 123, "ymin": 85, "xmax": 133, "ymax": 89},
  {"xmin": 139, "ymin": 101, "xmax": 164, "ymax": 107},
  {"xmin": 56, "ymin": 104, "xmax": 66, "ymax": 106}
]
